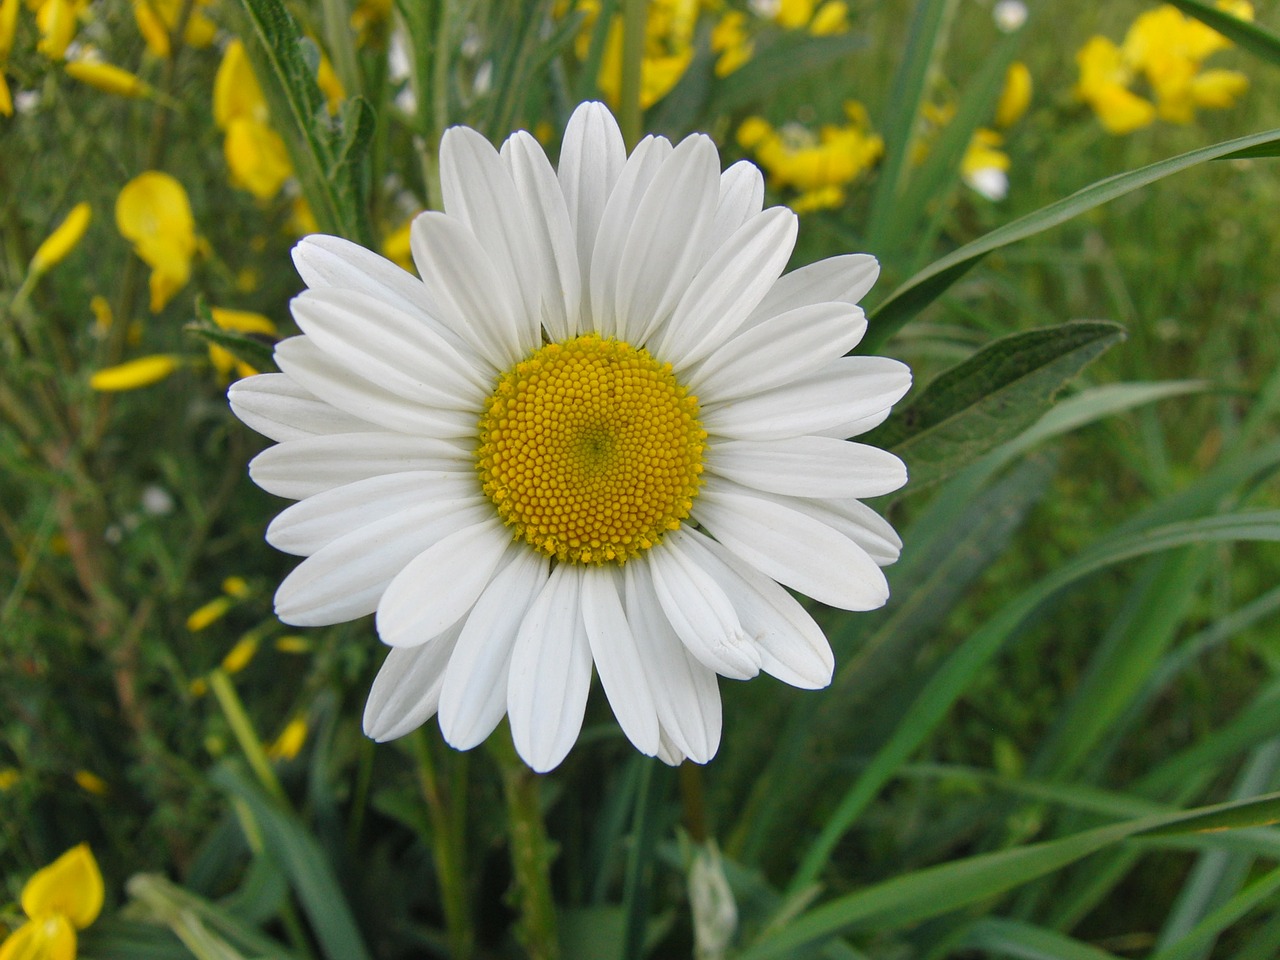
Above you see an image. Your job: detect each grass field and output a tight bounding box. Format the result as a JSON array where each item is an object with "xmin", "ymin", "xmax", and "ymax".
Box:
[{"xmin": 3, "ymin": 1, "xmax": 1280, "ymax": 958}]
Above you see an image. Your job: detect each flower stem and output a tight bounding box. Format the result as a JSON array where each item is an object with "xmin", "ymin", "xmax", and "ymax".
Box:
[
  {"xmin": 208, "ymin": 668, "xmax": 286, "ymax": 804},
  {"xmin": 408, "ymin": 729, "xmax": 474, "ymax": 960},
  {"xmin": 491, "ymin": 732, "xmax": 560, "ymax": 960},
  {"xmin": 619, "ymin": 0, "xmax": 646, "ymax": 149}
]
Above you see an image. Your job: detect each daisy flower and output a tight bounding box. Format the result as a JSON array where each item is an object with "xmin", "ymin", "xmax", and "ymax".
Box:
[{"xmin": 229, "ymin": 102, "xmax": 910, "ymax": 773}]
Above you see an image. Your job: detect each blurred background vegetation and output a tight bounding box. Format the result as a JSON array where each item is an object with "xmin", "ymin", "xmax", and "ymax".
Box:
[{"xmin": 2, "ymin": 0, "xmax": 1280, "ymax": 957}]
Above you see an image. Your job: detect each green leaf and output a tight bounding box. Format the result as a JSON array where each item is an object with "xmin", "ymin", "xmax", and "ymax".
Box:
[
  {"xmin": 866, "ymin": 321, "xmax": 1125, "ymax": 490},
  {"xmin": 960, "ymin": 917, "xmax": 1126, "ymax": 960},
  {"xmin": 708, "ymin": 30, "xmax": 868, "ymax": 114},
  {"xmin": 863, "ymin": 127, "xmax": 1280, "ymax": 351},
  {"xmin": 742, "ymin": 794, "xmax": 1280, "ymax": 959},
  {"xmin": 212, "ymin": 763, "xmax": 373, "ymax": 960},
  {"xmin": 185, "ymin": 324, "xmax": 277, "ymax": 376},
  {"xmin": 1164, "ymin": 0, "xmax": 1280, "ymax": 66},
  {"xmin": 229, "ymin": 0, "xmax": 372, "ymax": 245}
]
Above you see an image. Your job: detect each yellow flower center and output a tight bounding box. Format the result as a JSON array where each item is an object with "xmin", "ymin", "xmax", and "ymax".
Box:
[{"xmin": 475, "ymin": 334, "xmax": 706, "ymax": 565}]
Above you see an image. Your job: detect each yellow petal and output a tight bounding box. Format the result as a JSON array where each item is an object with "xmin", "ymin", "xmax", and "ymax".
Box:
[
  {"xmin": 186, "ymin": 595, "xmax": 231, "ymax": 631},
  {"xmin": 223, "ymin": 576, "xmax": 251, "ymax": 598},
  {"xmin": 89, "ymin": 354, "xmax": 179, "ymax": 391},
  {"xmin": 65, "ymin": 60, "xmax": 150, "ymax": 97},
  {"xmin": 0, "ymin": 767, "xmax": 19, "ymax": 791},
  {"xmin": 29, "ymin": 202, "xmax": 91, "ymax": 275},
  {"xmin": 133, "ymin": 0, "xmax": 169, "ymax": 57},
  {"xmin": 380, "ymin": 218, "xmax": 416, "ymax": 272},
  {"xmin": 808, "ymin": 1, "xmax": 848, "ymax": 36},
  {"xmin": 116, "ymin": 171, "xmax": 196, "ymax": 310},
  {"xmin": 35, "ymin": 0, "xmax": 76, "ymax": 60},
  {"xmin": 0, "ymin": 72, "xmax": 12, "ymax": 117},
  {"xmin": 19, "ymin": 844, "xmax": 103, "ymax": 930},
  {"xmin": 213, "ymin": 39, "xmax": 267, "ymax": 128},
  {"xmin": 1, "ymin": 0, "xmax": 20, "ymax": 60},
  {"xmin": 0, "ymin": 915, "xmax": 76, "ymax": 960},
  {"xmin": 224, "ymin": 117, "xmax": 293, "ymax": 200},
  {"xmin": 995, "ymin": 61, "xmax": 1032, "ymax": 129},
  {"xmin": 268, "ymin": 717, "xmax": 308, "ymax": 761},
  {"xmin": 1191, "ymin": 68, "xmax": 1248, "ymax": 108},
  {"xmin": 316, "ymin": 52, "xmax": 345, "ymax": 115},
  {"xmin": 73, "ymin": 770, "xmax": 109, "ymax": 796},
  {"xmin": 210, "ymin": 307, "xmax": 276, "ymax": 336},
  {"xmin": 220, "ymin": 635, "xmax": 259, "ymax": 674}
]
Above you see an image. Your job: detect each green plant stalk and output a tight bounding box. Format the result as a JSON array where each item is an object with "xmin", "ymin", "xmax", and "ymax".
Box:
[
  {"xmin": 492, "ymin": 734, "xmax": 560, "ymax": 960},
  {"xmin": 208, "ymin": 669, "xmax": 287, "ymax": 804},
  {"xmin": 408, "ymin": 730, "xmax": 474, "ymax": 960},
  {"xmin": 619, "ymin": 0, "xmax": 646, "ymax": 149}
]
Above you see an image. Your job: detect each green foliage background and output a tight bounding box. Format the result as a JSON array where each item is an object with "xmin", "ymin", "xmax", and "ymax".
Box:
[{"xmin": 2, "ymin": 0, "xmax": 1280, "ymax": 957}]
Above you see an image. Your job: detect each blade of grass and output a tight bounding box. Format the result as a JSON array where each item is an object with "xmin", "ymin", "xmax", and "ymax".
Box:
[
  {"xmin": 863, "ymin": 127, "xmax": 1280, "ymax": 351},
  {"xmin": 960, "ymin": 917, "xmax": 1125, "ymax": 960},
  {"xmin": 1164, "ymin": 0, "xmax": 1280, "ymax": 64},
  {"xmin": 784, "ymin": 512, "xmax": 1280, "ymax": 897}
]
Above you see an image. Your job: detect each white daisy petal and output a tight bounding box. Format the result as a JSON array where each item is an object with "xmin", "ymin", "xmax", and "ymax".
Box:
[
  {"xmin": 558, "ymin": 101, "xmax": 627, "ymax": 297},
  {"xmin": 646, "ymin": 537, "xmax": 761, "ymax": 680},
  {"xmin": 363, "ymin": 622, "xmax": 463, "ymax": 741},
  {"xmin": 228, "ymin": 373, "xmax": 378, "ymax": 442},
  {"xmin": 656, "ymin": 731, "xmax": 687, "ymax": 766},
  {"xmin": 501, "ymin": 130, "xmax": 582, "ymax": 341},
  {"xmin": 707, "ymin": 437, "xmax": 907, "ymax": 499},
  {"xmin": 274, "ymin": 500, "xmax": 493, "ymax": 626},
  {"xmin": 763, "ymin": 493, "xmax": 904, "ymax": 566},
  {"xmin": 409, "ymin": 211, "xmax": 533, "ymax": 368},
  {"xmin": 656, "ymin": 206, "xmax": 797, "ymax": 367},
  {"xmin": 291, "ymin": 287, "xmax": 490, "ymax": 404},
  {"xmin": 613, "ymin": 134, "xmax": 722, "ymax": 345},
  {"xmin": 441, "ymin": 125, "xmax": 545, "ymax": 332},
  {"xmin": 688, "ymin": 302, "xmax": 867, "ymax": 402},
  {"xmin": 678, "ymin": 529, "xmax": 834, "ymax": 689},
  {"xmin": 275, "ymin": 336, "xmax": 479, "ymax": 439},
  {"xmin": 376, "ymin": 518, "xmax": 513, "ymax": 648},
  {"xmin": 700, "ymin": 355, "xmax": 912, "ymax": 441},
  {"xmin": 508, "ymin": 565, "xmax": 594, "ymax": 773},
  {"xmin": 745, "ymin": 253, "xmax": 881, "ymax": 328},
  {"xmin": 589, "ymin": 135, "xmax": 674, "ymax": 338},
  {"xmin": 439, "ymin": 549, "xmax": 550, "ymax": 751},
  {"xmin": 706, "ymin": 160, "xmax": 766, "ymax": 255},
  {"xmin": 266, "ymin": 471, "xmax": 479, "ymax": 556},
  {"xmin": 581, "ymin": 566, "xmax": 660, "ymax": 756},
  {"xmin": 624, "ymin": 561, "xmax": 722, "ymax": 764},
  {"xmin": 249, "ymin": 432, "xmax": 472, "ymax": 500},
  {"xmin": 693, "ymin": 479, "xmax": 890, "ymax": 611},
  {"xmin": 813, "ymin": 407, "xmax": 894, "ymax": 440}
]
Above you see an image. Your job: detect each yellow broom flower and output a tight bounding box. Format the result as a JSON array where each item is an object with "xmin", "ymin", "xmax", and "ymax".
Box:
[
  {"xmin": 115, "ymin": 170, "xmax": 197, "ymax": 312},
  {"xmin": 89, "ymin": 354, "xmax": 179, "ymax": 391},
  {"xmin": 0, "ymin": 844, "xmax": 103, "ymax": 960},
  {"xmin": 268, "ymin": 716, "xmax": 308, "ymax": 761},
  {"xmin": 30, "ymin": 202, "xmax": 91, "ymax": 276},
  {"xmin": 65, "ymin": 59, "xmax": 150, "ymax": 97},
  {"xmin": 208, "ymin": 307, "xmax": 277, "ymax": 380}
]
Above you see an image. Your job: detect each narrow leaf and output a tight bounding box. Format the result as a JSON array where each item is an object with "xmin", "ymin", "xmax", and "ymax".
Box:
[
  {"xmin": 1164, "ymin": 0, "xmax": 1280, "ymax": 65},
  {"xmin": 864, "ymin": 127, "xmax": 1280, "ymax": 350},
  {"xmin": 866, "ymin": 321, "xmax": 1125, "ymax": 490}
]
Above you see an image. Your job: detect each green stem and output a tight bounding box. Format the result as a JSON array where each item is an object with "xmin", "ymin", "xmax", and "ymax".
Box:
[
  {"xmin": 618, "ymin": 0, "xmax": 646, "ymax": 149},
  {"xmin": 491, "ymin": 733, "xmax": 559, "ymax": 960},
  {"xmin": 409, "ymin": 729, "xmax": 474, "ymax": 960},
  {"xmin": 208, "ymin": 669, "xmax": 286, "ymax": 804},
  {"xmin": 622, "ymin": 760, "xmax": 666, "ymax": 960}
]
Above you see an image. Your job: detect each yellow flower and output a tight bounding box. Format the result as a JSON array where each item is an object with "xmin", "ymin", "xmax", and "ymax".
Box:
[
  {"xmin": 576, "ymin": 0, "xmax": 698, "ymax": 110},
  {"xmin": 287, "ymin": 196, "xmax": 319, "ymax": 237},
  {"xmin": 0, "ymin": 72, "xmax": 12, "ymax": 117},
  {"xmin": 0, "ymin": 767, "xmax": 19, "ymax": 790},
  {"xmin": 73, "ymin": 770, "xmax": 108, "ymax": 795},
  {"xmin": 807, "ymin": 0, "xmax": 848, "ymax": 35},
  {"xmin": 35, "ymin": 0, "xmax": 84, "ymax": 60},
  {"xmin": 961, "ymin": 128, "xmax": 1011, "ymax": 201},
  {"xmin": 737, "ymin": 101, "xmax": 883, "ymax": 208},
  {"xmin": 89, "ymin": 295, "xmax": 113, "ymax": 336},
  {"xmin": 1075, "ymin": 34, "xmax": 1155, "ymax": 134},
  {"xmin": 274, "ymin": 635, "xmax": 311, "ymax": 653},
  {"xmin": 222, "ymin": 575, "xmax": 250, "ymax": 598},
  {"xmin": 213, "ymin": 40, "xmax": 295, "ymax": 199},
  {"xmin": 994, "ymin": 61, "xmax": 1031, "ymax": 129},
  {"xmin": 89, "ymin": 355, "xmax": 179, "ymax": 391},
  {"xmin": 0, "ymin": 844, "xmax": 103, "ymax": 960},
  {"xmin": 65, "ymin": 59, "xmax": 150, "ymax": 97},
  {"xmin": 710, "ymin": 10, "xmax": 753, "ymax": 76},
  {"xmin": 133, "ymin": 0, "xmax": 216, "ymax": 59},
  {"xmin": 29, "ymin": 202, "xmax": 91, "ymax": 276},
  {"xmin": 268, "ymin": 716, "xmax": 308, "ymax": 761},
  {"xmin": 1, "ymin": 0, "xmax": 19, "ymax": 59},
  {"xmin": 316, "ymin": 52, "xmax": 344, "ymax": 115},
  {"xmin": 115, "ymin": 171, "xmax": 197, "ymax": 311},
  {"xmin": 186, "ymin": 595, "xmax": 232, "ymax": 631},
  {"xmin": 220, "ymin": 634, "xmax": 259, "ymax": 673},
  {"xmin": 208, "ymin": 306, "xmax": 277, "ymax": 379}
]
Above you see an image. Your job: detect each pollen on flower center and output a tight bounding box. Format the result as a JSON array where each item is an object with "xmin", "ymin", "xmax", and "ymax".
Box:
[{"xmin": 475, "ymin": 334, "xmax": 706, "ymax": 565}]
